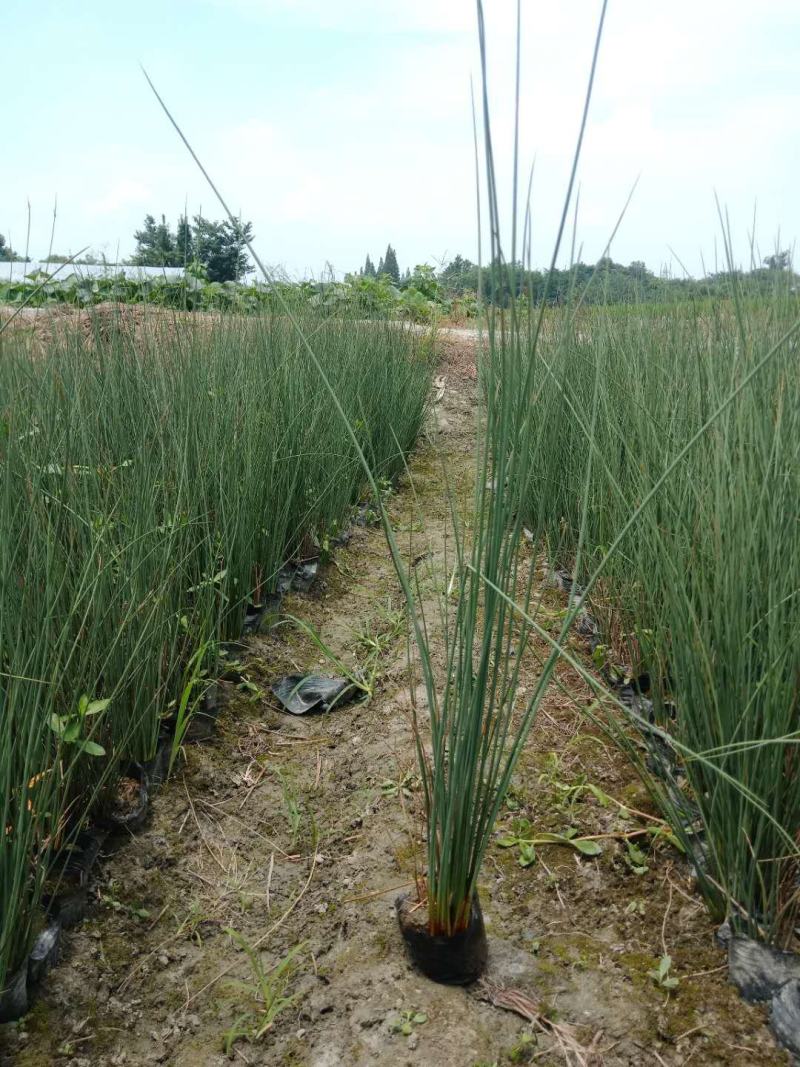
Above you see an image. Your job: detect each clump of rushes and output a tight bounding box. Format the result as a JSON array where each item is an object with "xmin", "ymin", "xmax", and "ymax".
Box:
[
  {"xmin": 518, "ymin": 236, "xmax": 800, "ymax": 942},
  {"xmin": 0, "ymin": 308, "xmax": 430, "ymax": 996},
  {"xmin": 398, "ymin": 2, "xmax": 611, "ymax": 955},
  {"xmin": 141, "ymin": 0, "xmax": 609, "ymax": 982}
]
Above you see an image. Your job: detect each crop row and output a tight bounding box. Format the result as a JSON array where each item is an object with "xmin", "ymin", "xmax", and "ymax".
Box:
[
  {"xmin": 519, "ymin": 289, "xmax": 800, "ymax": 944},
  {"xmin": 0, "ymin": 310, "xmax": 431, "ymax": 995}
]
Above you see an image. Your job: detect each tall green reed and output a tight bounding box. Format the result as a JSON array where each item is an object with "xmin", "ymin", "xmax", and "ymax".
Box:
[
  {"xmin": 519, "ymin": 269, "xmax": 800, "ymax": 943},
  {"xmin": 0, "ymin": 307, "xmax": 430, "ymax": 989}
]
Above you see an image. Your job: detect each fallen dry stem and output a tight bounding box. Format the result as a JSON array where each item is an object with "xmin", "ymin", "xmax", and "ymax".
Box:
[{"xmin": 480, "ymin": 980, "xmax": 604, "ymax": 1066}]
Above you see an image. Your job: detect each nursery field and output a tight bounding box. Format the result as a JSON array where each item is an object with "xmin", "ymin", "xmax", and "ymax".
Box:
[{"xmin": 1, "ymin": 289, "xmax": 799, "ymax": 1065}]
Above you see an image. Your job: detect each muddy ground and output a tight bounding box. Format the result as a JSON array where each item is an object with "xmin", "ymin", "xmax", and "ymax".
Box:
[{"xmin": 0, "ymin": 334, "xmax": 788, "ymax": 1066}]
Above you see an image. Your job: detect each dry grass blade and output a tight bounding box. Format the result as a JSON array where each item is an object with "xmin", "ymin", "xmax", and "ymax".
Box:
[{"xmin": 480, "ymin": 979, "xmax": 604, "ymax": 1067}]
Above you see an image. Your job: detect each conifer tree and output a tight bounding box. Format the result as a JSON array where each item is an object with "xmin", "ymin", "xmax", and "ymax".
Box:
[
  {"xmin": 363, "ymin": 254, "xmax": 376, "ymax": 278},
  {"xmin": 382, "ymin": 244, "xmax": 400, "ymax": 282},
  {"xmin": 132, "ymin": 214, "xmax": 176, "ymax": 267},
  {"xmin": 175, "ymin": 214, "xmax": 194, "ymax": 265}
]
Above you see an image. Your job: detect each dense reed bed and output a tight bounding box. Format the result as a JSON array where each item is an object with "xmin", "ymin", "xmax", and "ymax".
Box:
[
  {"xmin": 519, "ymin": 279, "xmax": 800, "ymax": 944},
  {"xmin": 0, "ymin": 309, "xmax": 431, "ymax": 990}
]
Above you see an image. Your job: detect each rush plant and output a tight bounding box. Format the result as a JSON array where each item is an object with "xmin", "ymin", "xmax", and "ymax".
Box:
[{"xmin": 0, "ymin": 307, "xmax": 429, "ymax": 993}]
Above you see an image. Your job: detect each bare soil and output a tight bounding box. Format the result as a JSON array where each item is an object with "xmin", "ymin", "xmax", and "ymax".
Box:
[{"xmin": 0, "ymin": 335, "xmax": 788, "ymax": 1067}]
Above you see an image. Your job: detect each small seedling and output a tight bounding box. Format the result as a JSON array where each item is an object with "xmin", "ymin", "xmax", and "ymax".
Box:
[
  {"xmin": 237, "ymin": 677, "xmax": 265, "ymax": 701},
  {"xmin": 389, "ymin": 1009, "xmax": 428, "ymax": 1036},
  {"xmin": 276, "ymin": 769, "xmax": 303, "ymax": 844},
  {"xmin": 169, "ymin": 641, "xmax": 211, "ymax": 775},
  {"xmin": 647, "ymin": 823, "xmax": 684, "ymax": 853},
  {"xmin": 536, "ymin": 755, "xmax": 617, "ymax": 819},
  {"xmin": 221, "ymin": 931, "xmax": 305, "ymax": 1052},
  {"xmin": 283, "ymin": 614, "xmax": 372, "ymax": 700},
  {"xmin": 624, "ymin": 840, "xmax": 649, "ymax": 875},
  {"xmin": 380, "ymin": 772, "xmax": 418, "ymax": 800},
  {"xmin": 100, "ymin": 892, "xmax": 150, "ymax": 921},
  {"xmin": 497, "ymin": 818, "xmax": 602, "ymax": 867},
  {"xmin": 355, "ymin": 600, "xmax": 406, "ymax": 658},
  {"xmin": 508, "ymin": 1029, "xmax": 537, "ymax": 1063},
  {"xmin": 176, "ymin": 899, "xmax": 207, "ymax": 945},
  {"xmin": 187, "ymin": 567, "xmax": 229, "ymax": 602},
  {"xmin": 49, "ymin": 694, "xmax": 109, "ymax": 757},
  {"xmin": 357, "ymin": 476, "xmax": 395, "ymax": 526},
  {"xmin": 625, "ymin": 898, "xmax": 646, "ymax": 917},
  {"xmin": 648, "ymin": 954, "xmax": 679, "ymax": 992}
]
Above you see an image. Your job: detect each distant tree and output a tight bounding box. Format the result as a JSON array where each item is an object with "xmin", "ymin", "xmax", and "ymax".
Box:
[
  {"xmin": 130, "ymin": 212, "xmax": 252, "ymax": 278},
  {"xmin": 764, "ymin": 250, "xmax": 791, "ymax": 271},
  {"xmin": 44, "ymin": 253, "xmax": 101, "ymax": 265},
  {"xmin": 132, "ymin": 214, "xmax": 177, "ymax": 267},
  {"xmin": 381, "ymin": 244, "xmax": 400, "ymax": 282},
  {"xmin": 439, "ymin": 255, "xmax": 478, "ymax": 294},
  {"xmin": 175, "ymin": 214, "xmax": 194, "ymax": 266},
  {"xmin": 42, "ymin": 251, "xmax": 100, "ymax": 266},
  {"xmin": 192, "ymin": 215, "xmax": 253, "ymax": 282},
  {"xmin": 376, "ymin": 256, "xmax": 385, "ymax": 276},
  {"xmin": 0, "ymin": 234, "xmax": 21, "ymax": 261},
  {"xmin": 363, "ymin": 254, "xmax": 376, "ymax": 278}
]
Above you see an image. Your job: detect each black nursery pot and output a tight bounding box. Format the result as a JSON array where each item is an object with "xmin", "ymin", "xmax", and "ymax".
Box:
[
  {"xmin": 396, "ymin": 893, "xmax": 488, "ymax": 986},
  {"xmin": 97, "ymin": 763, "xmax": 150, "ymax": 833}
]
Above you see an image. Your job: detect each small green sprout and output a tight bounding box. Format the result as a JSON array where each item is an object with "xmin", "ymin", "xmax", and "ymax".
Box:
[
  {"xmin": 648, "ymin": 954, "xmax": 679, "ymax": 992},
  {"xmin": 380, "ymin": 772, "xmax": 418, "ymax": 800},
  {"xmin": 390, "ymin": 1009, "xmax": 428, "ymax": 1036},
  {"xmin": 497, "ymin": 818, "xmax": 602, "ymax": 867},
  {"xmin": 624, "ymin": 840, "xmax": 649, "ymax": 875},
  {"xmin": 49, "ymin": 695, "xmax": 110, "ymax": 757}
]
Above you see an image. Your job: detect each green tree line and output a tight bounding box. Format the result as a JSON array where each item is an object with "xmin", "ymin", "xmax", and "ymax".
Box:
[
  {"xmin": 435, "ymin": 251, "xmax": 798, "ymax": 306},
  {"xmin": 130, "ymin": 213, "xmax": 254, "ymax": 282},
  {"xmin": 356, "ymin": 246, "xmax": 797, "ymax": 306}
]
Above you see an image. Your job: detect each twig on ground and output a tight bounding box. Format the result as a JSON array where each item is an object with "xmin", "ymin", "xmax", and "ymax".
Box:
[
  {"xmin": 266, "ymin": 852, "xmax": 275, "ymax": 914},
  {"xmin": 661, "ymin": 880, "xmax": 673, "ymax": 959},
  {"xmin": 341, "ymin": 880, "xmax": 415, "ymax": 905}
]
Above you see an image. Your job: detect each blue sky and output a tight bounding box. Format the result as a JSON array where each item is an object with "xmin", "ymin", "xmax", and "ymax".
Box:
[{"xmin": 3, "ymin": 1, "xmax": 799, "ymax": 277}]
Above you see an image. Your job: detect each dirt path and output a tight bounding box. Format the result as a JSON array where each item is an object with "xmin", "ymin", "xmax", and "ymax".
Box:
[{"xmin": 2, "ymin": 337, "xmax": 787, "ymax": 1067}]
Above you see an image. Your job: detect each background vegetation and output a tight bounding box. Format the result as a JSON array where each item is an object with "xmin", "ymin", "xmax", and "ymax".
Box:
[{"xmin": 3, "ymin": 239, "xmax": 795, "ymax": 322}]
